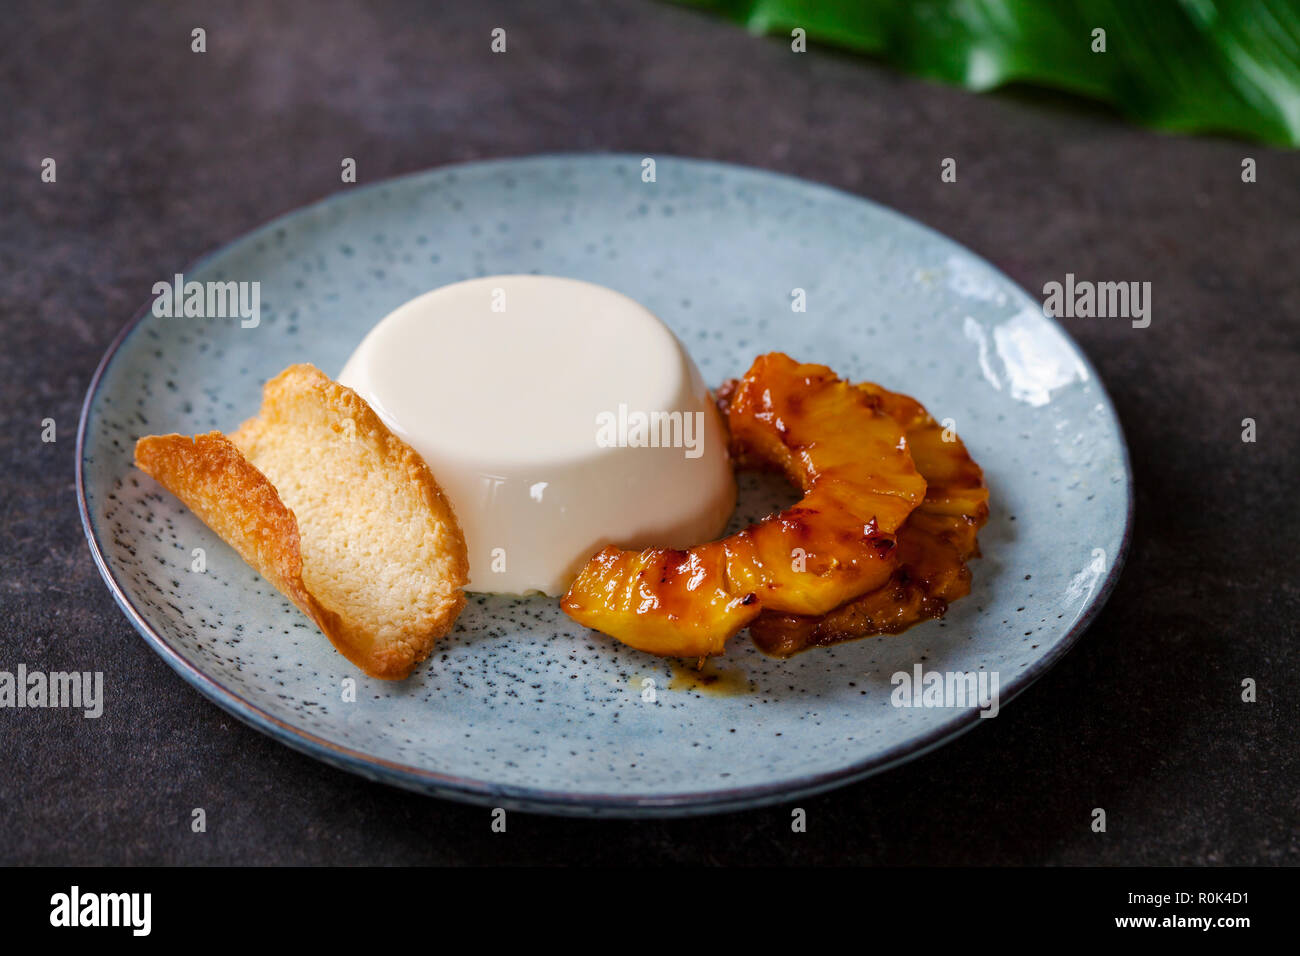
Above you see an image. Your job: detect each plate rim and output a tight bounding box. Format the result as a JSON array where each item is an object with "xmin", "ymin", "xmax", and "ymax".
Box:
[{"xmin": 76, "ymin": 152, "xmax": 1135, "ymax": 816}]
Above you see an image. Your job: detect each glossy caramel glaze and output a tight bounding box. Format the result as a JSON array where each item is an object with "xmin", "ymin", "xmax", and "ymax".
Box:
[
  {"xmin": 561, "ymin": 354, "xmax": 927, "ymax": 657},
  {"xmin": 749, "ymin": 382, "xmax": 989, "ymax": 656}
]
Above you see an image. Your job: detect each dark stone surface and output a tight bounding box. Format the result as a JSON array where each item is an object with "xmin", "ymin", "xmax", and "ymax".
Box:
[{"xmin": 1, "ymin": 0, "xmax": 1296, "ymax": 865}]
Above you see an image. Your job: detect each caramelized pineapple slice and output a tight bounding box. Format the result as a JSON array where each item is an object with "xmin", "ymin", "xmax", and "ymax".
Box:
[
  {"xmin": 561, "ymin": 354, "xmax": 927, "ymax": 657},
  {"xmin": 749, "ymin": 382, "xmax": 989, "ymax": 656},
  {"xmin": 566, "ymin": 547, "xmax": 760, "ymax": 658}
]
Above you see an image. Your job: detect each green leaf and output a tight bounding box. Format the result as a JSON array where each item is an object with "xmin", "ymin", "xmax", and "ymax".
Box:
[{"xmin": 668, "ymin": 0, "xmax": 1300, "ymax": 146}]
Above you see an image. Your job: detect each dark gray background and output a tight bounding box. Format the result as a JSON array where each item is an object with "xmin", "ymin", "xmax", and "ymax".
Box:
[{"xmin": 2, "ymin": 0, "xmax": 1297, "ymax": 864}]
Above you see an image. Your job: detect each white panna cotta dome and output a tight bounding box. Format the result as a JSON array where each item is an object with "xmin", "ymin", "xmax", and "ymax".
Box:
[{"xmin": 338, "ymin": 275, "xmax": 736, "ymax": 595}]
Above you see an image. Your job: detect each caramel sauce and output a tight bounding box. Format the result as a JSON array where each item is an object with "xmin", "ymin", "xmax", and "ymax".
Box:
[{"xmin": 667, "ymin": 659, "xmax": 754, "ymax": 696}]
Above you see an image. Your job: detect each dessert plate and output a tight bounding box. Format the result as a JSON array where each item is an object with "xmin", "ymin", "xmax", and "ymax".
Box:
[{"xmin": 78, "ymin": 154, "xmax": 1131, "ymax": 816}]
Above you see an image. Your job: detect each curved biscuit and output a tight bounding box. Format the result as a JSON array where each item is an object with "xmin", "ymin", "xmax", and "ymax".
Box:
[{"xmin": 135, "ymin": 364, "xmax": 468, "ymax": 680}]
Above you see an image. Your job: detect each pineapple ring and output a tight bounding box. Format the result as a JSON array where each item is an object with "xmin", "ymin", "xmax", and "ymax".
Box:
[
  {"xmin": 560, "ymin": 353, "xmax": 927, "ymax": 657},
  {"xmin": 749, "ymin": 383, "xmax": 989, "ymax": 656}
]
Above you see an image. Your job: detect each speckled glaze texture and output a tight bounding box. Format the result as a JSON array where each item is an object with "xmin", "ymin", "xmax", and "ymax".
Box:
[{"xmin": 78, "ymin": 155, "xmax": 1131, "ymax": 815}]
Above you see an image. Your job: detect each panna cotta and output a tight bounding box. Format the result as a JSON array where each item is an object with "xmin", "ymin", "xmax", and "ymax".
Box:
[{"xmin": 338, "ymin": 275, "xmax": 735, "ymax": 595}]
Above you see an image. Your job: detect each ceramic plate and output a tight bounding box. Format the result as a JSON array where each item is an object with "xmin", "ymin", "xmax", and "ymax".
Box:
[{"xmin": 78, "ymin": 154, "xmax": 1131, "ymax": 816}]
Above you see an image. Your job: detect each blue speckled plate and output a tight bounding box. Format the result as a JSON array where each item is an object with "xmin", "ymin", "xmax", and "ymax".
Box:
[{"xmin": 78, "ymin": 155, "xmax": 1131, "ymax": 816}]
